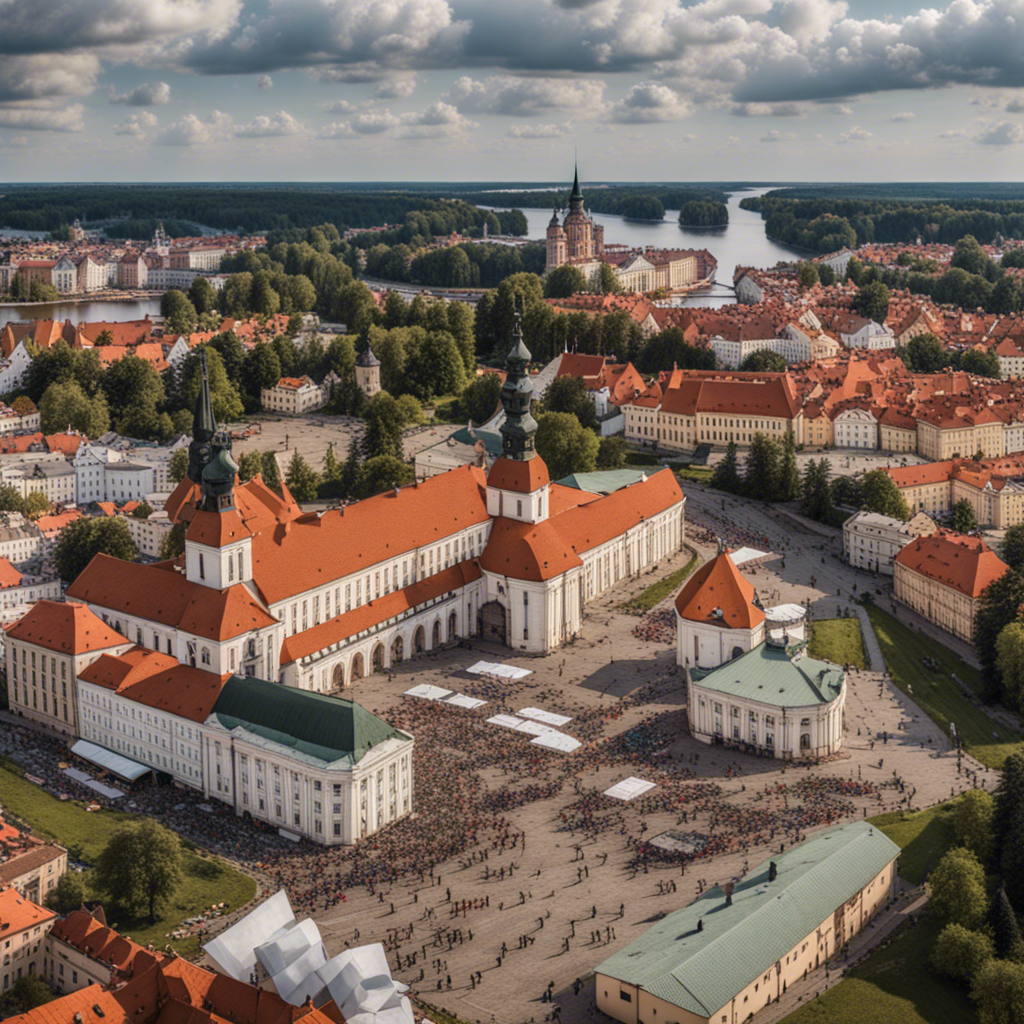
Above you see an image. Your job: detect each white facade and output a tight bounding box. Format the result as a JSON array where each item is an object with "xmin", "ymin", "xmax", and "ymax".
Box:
[
  {"xmin": 124, "ymin": 512, "xmax": 174, "ymax": 559},
  {"xmin": 52, "ymin": 255, "xmax": 77, "ymax": 294},
  {"xmin": 261, "ymin": 376, "xmax": 327, "ymax": 415},
  {"xmin": 0, "ymin": 516, "xmax": 44, "ymax": 563},
  {"xmin": 843, "ymin": 510, "xmax": 936, "ymax": 575},
  {"xmin": 74, "ymin": 437, "xmax": 187, "ymax": 505},
  {"xmin": 0, "ymin": 342, "xmax": 35, "ymax": 395},
  {"xmin": 708, "ymin": 335, "xmax": 777, "ymax": 369},
  {"xmin": 842, "ymin": 320, "xmax": 896, "ymax": 350},
  {"xmin": 734, "ymin": 273, "xmax": 766, "ymax": 304},
  {"xmin": 833, "ymin": 407, "xmax": 879, "ymax": 450},
  {"xmin": 76, "ymin": 256, "xmax": 108, "ymax": 293}
]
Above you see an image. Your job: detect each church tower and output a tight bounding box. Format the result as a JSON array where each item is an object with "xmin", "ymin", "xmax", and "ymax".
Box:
[
  {"xmin": 546, "ymin": 209, "xmax": 567, "ymax": 272},
  {"xmin": 485, "ymin": 308, "xmax": 550, "ymax": 524},
  {"xmin": 186, "ymin": 351, "xmax": 219, "ymax": 484},
  {"xmin": 562, "ymin": 162, "xmax": 595, "ymax": 262},
  {"xmin": 354, "ymin": 337, "xmax": 381, "ymax": 397}
]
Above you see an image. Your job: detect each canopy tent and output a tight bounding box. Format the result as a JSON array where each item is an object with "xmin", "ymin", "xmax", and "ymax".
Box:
[
  {"xmin": 764, "ymin": 603, "xmax": 807, "ymax": 623},
  {"xmin": 204, "ymin": 890, "xmax": 297, "ymax": 982},
  {"xmin": 604, "ymin": 777, "xmax": 657, "ymax": 801},
  {"xmin": 486, "ymin": 714, "xmax": 525, "ymax": 729},
  {"xmin": 442, "ymin": 693, "xmax": 487, "ymax": 709},
  {"xmin": 513, "ymin": 720, "xmax": 558, "ymax": 737},
  {"xmin": 518, "ymin": 707, "xmax": 572, "ymax": 727},
  {"xmin": 83, "ymin": 779, "xmax": 124, "ymax": 800},
  {"xmin": 729, "ymin": 547, "xmax": 768, "ymax": 566},
  {"xmin": 69, "ymin": 739, "xmax": 151, "ymax": 782},
  {"xmin": 63, "ymin": 767, "xmax": 91, "ymax": 784},
  {"xmin": 531, "ymin": 732, "xmax": 581, "ymax": 753},
  {"xmin": 403, "ymin": 684, "xmax": 453, "ymax": 701},
  {"xmin": 466, "ymin": 661, "xmax": 532, "ymax": 680}
]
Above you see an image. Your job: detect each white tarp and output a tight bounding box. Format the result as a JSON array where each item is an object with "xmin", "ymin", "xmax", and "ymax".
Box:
[
  {"xmin": 317, "ymin": 944, "xmax": 412, "ymax": 1024},
  {"xmin": 204, "ymin": 889, "xmax": 297, "ymax": 982},
  {"xmin": 70, "ymin": 739, "xmax": 150, "ymax": 781},
  {"xmin": 518, "ymin": 707, "xmax": 572, "ymax": 727},
  {"xmin": 729, "ymin": 547, "xmax": 768, "ymax": 566},
  {"xmin": 62, "ymin": 767, "xmax": 91, "ymax": 783},
  {"xmin": 486, "ymin": 714, "xmax": 525, "ymax": 729},
  {"xmin": 514, "ymin": 720, "xmax": 558, "ymax": 736},
  {"xmin": 604, "ymin": 777, "xmax": 657, "ymax": 801},
  {"xmin": 82, "ymin": 779, "xmax": 124, "ymax": 800},
  {"xmin": 466, "ymin": 660, "xmax": 532, "ymax": 680},
  {"xmin": 442, "ymin": 693, "xmax": 487, "ymax": 709},
  {"xmin": 530, "ymin": 732, "xmax": 581, "ymax": 753},
  {"xmin": 404, "ymin": 684, "xmax": 453, "ymax": 701},
  {"xmin": 765, "ymin": 603, "xmax": 806, "ymax": 623}
]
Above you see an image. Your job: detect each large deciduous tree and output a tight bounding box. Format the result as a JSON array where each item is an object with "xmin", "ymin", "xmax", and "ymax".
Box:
[
  {"xmin": 928, "ymin": 847, "xmax": 988, "ymax": 930},
  {"xmin": 860, "ymin": 469, "xmax": 910, "ymax": 520},
  {"xmin": 930, "ymin": 923, "xmax": 995, "ymax": 984},
  {"xmin": 93, "ymin": 819, "xmax": 183, "ymax": 924},
  {"xmin": 363, "ymin": 392, "xmax": 405, "ymax": 461},
  {"xmin": 53, "ymin": 517, "xmax": 138, "ymax": 585},
  {"xmin": 975, "ymin": 570, "xmax": 1024, "ymax": 700},
  {"xmin": 543, "ymin": 265, "xmax": 588, "ymax": 299},
  {"xmin": 971, "ymin": 959, "xmax": 1024, "ymax": 1024},
  {"xmin": 535, "ymin": 412, "xmax": 599, "ymax": 481},
  {"xmin": 284, "ymin": 452, "xmax": 320, "ymax": 502},
  {"xmin": 542, "ymin": 375, "xmax": 597, "ymax": 430}
]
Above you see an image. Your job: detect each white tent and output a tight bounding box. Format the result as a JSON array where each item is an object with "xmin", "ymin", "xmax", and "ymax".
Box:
[
  {"xmin": 765, "ymin": 603, "xmax": 806, "ymax": 623},
  {"xmin": 729, "ymin": 547, "xmax": 768, "ymax": 566},
  {"xmin": 466, "ymin": 660, "xmax": 532, "ymax": 680},
  {"xmin": 513, "ymin": 720, "xmax": 558, "ymax": 736},
  {"xmin": 204, "ymin": 890, "xmax": 297, "ymax": 982},
  {"xmin": 518, "ymin": 707, "xmax": 572, "ymax": 727},
  {"xmin": 603, "ymin": 777, "xmax": 657, "ymax": 801},
  {"xmin": 317, "ymin": 944, "xmax": 412, "ymax": 1024},
  {"xmin": 530, "ymin": 732, "xmax": 581, "ymax": 753},
  {"xmin": 403, "ymin": 684, "xmax": 453, "ymax": 701},
  {"xmin": 442, "ymin": 693, "xmax": 487, "ymax": 709},
  {"xmin": 486, "ymin": 714, "xmax": 525, "ymax": 729}
]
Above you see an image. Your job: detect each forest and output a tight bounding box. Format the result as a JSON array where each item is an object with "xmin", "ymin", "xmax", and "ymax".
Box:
[{"xmin": 448, "ymin": 185, "xmax": 728, "ymax": 216}]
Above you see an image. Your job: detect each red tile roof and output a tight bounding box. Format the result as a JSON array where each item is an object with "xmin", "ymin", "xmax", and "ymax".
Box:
[
  {"xmin": 0, "ymin": 887, "xmax": 55, "ymax": 934},
  {"xmin": 895, "ymin": 530, "xmax": 1008, "ymax": 597},
  {"xmin": 5, "ymin": 600, "xmax": 130, "ymax": 655},
  {"xmin": 0, "ymin": 556, "xmax": 23, "ymax": 589},
  {"xmin": 674, "ymin": 550, "xmax": 765, "ymax": 629},
  {"xmin": 50, "ymin": 909, "xmax": 157, "ymax": 975},
  {"xmin": 487, "ymin": 456, "xmax": 550, "ymax": 494}
]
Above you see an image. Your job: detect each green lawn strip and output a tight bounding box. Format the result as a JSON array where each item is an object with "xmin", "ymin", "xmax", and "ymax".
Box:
[
  {"xmin": 0, "ymin": 756, "xmax": 255, "ymax": 958},
  {"xmin": 808, "ymin": 619, "xmax": 867, "ymax": 670},
  {"xmin": 780, "ymin": 916, "xmax": 975, "ymax": 1024},
  {"xmin": 864, "ymin": 604, "xmax": 1023, "ymax": 769},
  {"xmin": 869, "ymin": 803, "xmax": 958, "ymax": 885},
  {"xmin": 674, "ymin": 467, "xmax": 713, "ymax": 483},
  {"xmin": 619, "ymin": 550, "xmax": 700, "ymax": 613}
]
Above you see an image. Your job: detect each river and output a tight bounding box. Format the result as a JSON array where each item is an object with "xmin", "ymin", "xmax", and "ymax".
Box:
[{"xmin": 0, "ymin": 298, "xmax": 163, "ymax": 333}]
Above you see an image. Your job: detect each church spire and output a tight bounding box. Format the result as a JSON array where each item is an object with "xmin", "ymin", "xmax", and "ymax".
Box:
[
  {"xmin": 569, "ymin": 160, "xmax": 584, "ymax": 212},
  {"xmin": 186, "ymin": 350, "xmax": 218, "ymax": 483},
  {"xmin": 498, "ymin": 303, "xmax": 538, "ymax": 461}
]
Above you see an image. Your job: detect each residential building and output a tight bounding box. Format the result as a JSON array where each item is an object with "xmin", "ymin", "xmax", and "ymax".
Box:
[
  {"xmin": 0, "ymin": 839, "xmax": 67, "ymax": 905},
  {"xmin": 261, "ymin": 376, "xmax": 327, "ymax": 415},
  {"xmin": 117, "ymin": 254, "xmax": 148, "ymax": 289},
  {"xmin": 0, "ymin": 515, "xmax": 43, "ymax": 564},
  {"xmin": 5, "ymin": 601, "xmax": 133, "ymax": 736},
  {"xmin": 594, "ymin": 822, "xmax": 898, "ymax": 1024},
  {"xmin": 843, "ymin": 511, "xmax": 937, "ymax": 574},
  {"xmin": 916, "ymin": 405, "xmax": 1004, "ymax": 461},
  {"xmin": 832, "ymin": 405, "xmax": 879, "ymax": 450},
  {"xmin": 0, "ymin": 889, "xmax": 56, "ymax": 995},
  {"xmin": 0, "ymin": 559, "xmax": 62, "ymax": 617},
  {"xmin": 45, "ymin": 909, "xmax": 155, "ymax": 994},
  {"xmin": 893, "ymin": 530, "xmax": 1008, "ymax": 643},
  {"xmin": 52, "ymin": 256, "xmax": 76, "ymax": 294},
  {"xmin": 74, "ymin": 256, "xmax": 107, "ymax": 294},
  {"xmin": 553, "ymin": 353, "xmax": 644, "ymax": 436}
]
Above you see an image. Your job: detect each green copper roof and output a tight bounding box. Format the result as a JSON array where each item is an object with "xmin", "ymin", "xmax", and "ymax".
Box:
[
  {"xmin": 557, "ymin": 468, "xmax": 651, "ymax": 494},
  {"xmin": 212, "ymin": 676, "xmax": 408, "ymax": 768},
  {"xmin": 595, "ymin": 821, "xmax": 899, "ymax": 1018},
  {"xmin": 691, "ymin": 642, "xmax": 845, "ymax": 708}
]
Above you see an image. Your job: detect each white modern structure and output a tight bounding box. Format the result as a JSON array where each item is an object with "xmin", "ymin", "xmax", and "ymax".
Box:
[{"xmin": 843, "ymin": 510, "xmax": 937, "ymax": 575}]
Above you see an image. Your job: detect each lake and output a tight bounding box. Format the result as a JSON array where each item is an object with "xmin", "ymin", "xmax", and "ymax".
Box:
[{"xmin": 0, "ymin": 298, "xmax": 163, "ymax": 333}]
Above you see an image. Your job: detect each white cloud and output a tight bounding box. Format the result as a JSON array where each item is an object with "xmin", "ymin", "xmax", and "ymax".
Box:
[
  {"xmin": 1006, "ymin": 98, "xmax": 1024, "ymax": 113},
  {"xmin": 508, "ymin": 122, "xmax": 571, "ymax": 138},
  {"xmin": 609, "ymin": 82, "xmax": 690, "ymax": 123},
  {"xmin": 977, "ymin": 121, "xmax": 1024, "ymax": 145},
  {"xmin": 0, "ymin": 54, "xmax": 100, "ymax": 102},
  {"xmin": 376, "ymin": 74, "xmax": 417, "ymax": 98},
  {"xmin": 110, "ymin": 81, "xmax": 170, "ymax": 106},
  {"xmin": 113, "ymin": 110, "xmax": 158, "ymax": 135},
  {"xmin": 234, "ymin": 110, "xmax": 305, "ymax": 137},
  {"xmin": 257, "ymin": 74, "xmax": 273, "ymax": 90},
  {"xmin": 0, "ymin": 103, "xmax": 85, "ymax": 131},
  {"xmin": 828, "ymin": 104, "xmax": 853, "ymax": 115},
  {"xmin": 350, "ymin": 109, "xmax": 403, "ymax": 134},
  {"xmin": 325, "ymin": 99, "xmax": 359, "ymax": 113},
  {"xmin": 444, "ymin": 75, "xmax": 605, "ymax": 115},
  {"xmin": 156, "ymin": 110, "xmax": 233, "ymax": 145},
  {"xmin": 837, "ymin": 125, "xmax": 872, "ymax": 144},
  {"xmin": 396, "ymin": 101, "xmax": 478, "ymax": 137},
  {"xmin": 732, "ymin": 101, "xmax": 805, "ymax": 116},
  {"xmin": 318, "ymin": 121, "xmax": 355, "ymax": 138},
  {"xmin": 761, "ymin": 128, "xmax": 796, "ymax": 141},
  {"xmin": 890, "ymin": 112, "xmax": 915, "ymax": 122}
]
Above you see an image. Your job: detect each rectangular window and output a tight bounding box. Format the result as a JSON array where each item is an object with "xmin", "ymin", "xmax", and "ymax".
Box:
[{"xmin": 199, "ymin": 553, "xmax": 205, "ymax": 579}]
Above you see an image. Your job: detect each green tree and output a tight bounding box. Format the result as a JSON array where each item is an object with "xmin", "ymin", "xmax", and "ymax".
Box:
[
  {"xmin": 801, "ymin": 457, "xmax": 835, "ymax": 523},
  {"xmin": 0, "ymin": 485, "xmax": 25, "ymax": 514},
  {"xmin": 930, "ymin": 923, "xmax": 995, "ymax": 984},
  {"xmin": 0, "ymin": 974, "xmax": 54, "ymax": 1018},
  {"xmin": 743, "ymin": 433, "xmax": 780, "ymax": 498},
  {"xmin": 29, "ymin": 280, "xmax": 59, "ymax": 302},
  {"xmin": 284, "ymin": 452, "xmax": 319, "ymax": 502},
  {"xmin": 954, "ymin": 789, "xmax": 996, "ymax": 864},
  {"xmin": 11, "ymin": 395, "xmax": 36, "ymax": 418},
  {"xmin": 318, "ymin": 445, "xmax": 342, "ymax": 499},
  {"xmin": 395, "ymin": 394, "xmax": 425, "ymax": 427},
  {"xmin": 382, "ymin": 290, "xmax": 408, "ymax": 328},
  {"xmin": 168, "ymin": 448, "xmax": 189, "ymax": 484},
  {"xmin": 853, "ymin": 280, "xmax": 891, "ymax": 324},
  {"xmin": 1004, "ymin": 525, "xmax": 1024, "ymax": 570},
  {"xmin": 954, "ymin": 497, "xmax": 978, "ymax": 533},
  {"xmin": 93, "ymin": 818, "xmax": 183, "ymax": 924},
  {"xmin": 39, "ymin": 380, "xmax": 110, "ymax": 437},
  {"xmin": 845, "ymin": 255, "xmax": 863, "ymax": 284},
  {"xmin": 996, "ymin": 753, "xmax": 1024, "ymax": 907},
  {"xmin": 159, "ymin": 521, "xmax": 186, "ymax": 560},
  {"xmin": 818, "ymin": 263, "xmax": 836, "ymax": 286},
  {"xmin": 132, "ymin": 501, "xmax": 153, "ymax": 519},
  {"xmin": 776, "ymin": 431, "xmax": 801, "ymax": 502},
  {"xmin": 160, "ymin": 289, "xmax": 198, "ymax": 336},
  {"xmin": 976, "ymin": 571, "xmax": 1024, "ymax": 702},
  {"xmin": 243, "ymin": 342, "xmax": 283, "ymax": 411},
  {"xmin": 739, "ymin": 350, "xmax": 788, "ymax": 373},
  {"xmin": 712, "ymin": 441, "xmax": 742, "ymax": 494},
  {"xmin": 458, "ymin": 374, "xmax": 503, "ymax": 426},
  {"xmin": 971, "ymin": 959, "xmax": 1024, "ymax": 1024},
  {"xmin": 797, "ymin": 262, "xmax": 819, "ymax": 289},
  {"xmin": 236, "ymin": 450, "xmax": 262, "ymax": 482},
  {"xmin": 597, "ymin": 261, "xmax": 623, "ymax": 294},
  {"xmin": 992, "ymin": 885, "xmax": 1024, "ymax": 963},
  {"xmin": 860, "ymin": 469, "xmax": 910, "ymax": 520},
  {"xmin": 53, "ymin": 517, "xmax": 138, "ymax": 584},
  {"xmin": 102, "ymin": 355, "xmax": 166, "ymax": 438},
  {"xmin": 996, "ymin": 623, "xmax": 1024, "ymax": 715},
  {"xmin": 544, "ymin": 264, "xmax": 589, "ymax": 298},
  {"xmin": 261, "ymin": 451, "xmax": 282, "ymax": 493},
  {"xmin": 597, "ymin": 435, "xmax": 628, "ymax": 470},
  {"xmin": 363, "ymin": 392, "xmax": 405, "ymax": 461},
  {"xmin": 929, "ymin": 847, "xmax": 988, "ymax": 930},
  {"xmin": 356, "ymin": 455, "xmax": 414, "ymax": 499},
  {"xmin": 23, "ymin": 491, "xmax": 50, "ymax": 519},
  {"xmin": 901, "ymin": 333, "xmax": 947, "ymax": 373},
  {"xmin": 960, "ymin": 348, "xmax": 1002, "ymax": 378},
  {"xmin": 44, "ymin": 870, "xmax": 86, "ymax": 914},
  {"xmin": 542, "ymin": 375, "xmax": 597, "ymax": 430},
  {"xmin": 93, "ymin": 329, "xmax": 114, "ymax": 347},
  {"xmin": 180, "ymin": 348, "xmax": 244, "ymax": 424},
  {"xmin": 188, "ymin": 275, "xmax": 218, "ymax": 315},
  {"xmin": 535, "ymin": 412, "xmax": 599, "ymax": 480},
  {"xmin": 405, "ymin": 330, "xmax": 466, "ymax": 400}
]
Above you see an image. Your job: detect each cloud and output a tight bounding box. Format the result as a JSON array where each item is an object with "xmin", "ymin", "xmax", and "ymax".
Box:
[
  {"xmin": 0, "ymin": 53, "xmax": 100, "ymax": 102},
  {"xmin": 827, "ymin": 103, "xmax": 853, "ymax": 114},
  {"xmin": 507, "ymin": 122, "xmax": 571, "ymax": 138},
  {"xmin": 0, "ymin": 104, "xmax": 85, "ymax": 131},
  {"xmin": 234, "ymin": 110, "xmax": 305, "ymax": 137},
  {"xmin": 939, "ymin": 128, "xmax": 967, "ymax": 138},
  {"xmin": 761, "ymin": 128, "xmax": 796, "ymax": 141},
  {"xmin": 317, "ymin": 121, "xmax": 355, "ymax": 138},
  {"xmin": 977, "ymin": 121, "xmax": 1024, "ymax": 145},
  {"xmin": 113, "ymin": 110, "xmax": 158, "ymax": 135},
  {"xmin": 609, "ymin": 82, "xmax": 690, "ymax": 123},
  {"xmin": 376, "ymin": 74, "xmax": 417, "ymax": 98},
  {"xmin": 444, "ymin": 75, "xmax": 604, "ymax": 115},
  {"xmin": 396, "ymin": 101, "xmax": 478, "ymax": 137},
  {"xmin": 890, "ymin": 111, "xmax": 915, "ymax": 122},
  {"xmin": 257, "ymin": 74, "xmax": 273, "ymax": 90},
  {"xmin": 325, "ymin": 99, "xmax": 359, "ymax": 114},
  {"xmin": 1006, "ymin": 98, "xmax": 1024, "ymax": 113},
  {"xmin": 732, "ymin": 101, "xmax": 805, "ymax": 116},
  {"xmin": 350, "ymin": 109, "xmax": 403, "ymax": 134},
  {"xmin": 156, "ymin": 109, "xmax": 233, "ymax": 145},
  {"xmin": 109, "ymin": 81, "xmax": 170, "ymax": 106},
  {"xmin": 837, "ymin": 124, "xmax": 872, "ymax": 144}
]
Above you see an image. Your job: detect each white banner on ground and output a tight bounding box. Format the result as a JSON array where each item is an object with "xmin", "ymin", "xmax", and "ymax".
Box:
[{"xmin": 603, "ymin": 777, "xmax": 657, "ymax": 801}]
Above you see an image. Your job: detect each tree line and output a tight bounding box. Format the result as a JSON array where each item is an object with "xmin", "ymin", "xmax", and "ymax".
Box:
[
  {"xmin": 449, "ymin": 185, "xmax": 727, "ymax": 217},
  {"xmin": 679, "ymin": 200, "xmax": 729, "ymax": 227},
  {"xmin": 364, "ymin": 239, "xmax": 546, "ymax": 289}
]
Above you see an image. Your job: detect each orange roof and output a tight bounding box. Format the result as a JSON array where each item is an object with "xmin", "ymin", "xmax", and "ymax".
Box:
[
  {"xmin": 6, "ymin": 600, "xmax": 130, "ymax": 655},
  {"xmin": 1, "ymin": 984, "xmax": 130, "ymax": 1024},
  {"xmin": 44, "ymin": 433, "xmax": 83, "ymax": 456},
  {"xmin": 0, "ymin": 556, "xmax": 23, "ymax": 589},
  {"xmin": 50, "ymin": 910, "xmax": 157, "ymax": 975},
  {"xmin": 185, "ymin": 507, "xmax": 253, "ymax": 548},
  {"xmin": 280, "ymin": 560, "xmax": 482, "ymax": 665},
  {"xmin": 0, "ymin": 887, "xmax": 56, "ymax": 934},
  {"xmin": 487, "ymin": 456, "xmax": 550, "ymax": 494},
  {"xmin": 36, "ymin": 509, "xmax": 84, "ymax": 535},
  {"xmin": 887, "ymin": 460, "xmax": 957, "ymax": 488},
  {"xmin": 66, "ymin": 556, "xmax": 278, "ymax": 642},
  {"xmin": 894, "ymin": 530, "xmax": 1008, "ymax": 598},
  {"xmin": 674, "ymin": 550, "xmax": 765, "ymax": 629},
  {"xmin": 164, "ymin": 473, "xmax": 301, "ymax": 530},
  {"xmin": 78, "ymin": 647, "xmax": 229, "ymax": 722}
]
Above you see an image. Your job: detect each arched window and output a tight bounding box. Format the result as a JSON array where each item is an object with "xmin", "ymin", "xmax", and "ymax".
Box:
[{"xmin": 201, "ymin": 647, "xmax": 211, "ymax": 666}]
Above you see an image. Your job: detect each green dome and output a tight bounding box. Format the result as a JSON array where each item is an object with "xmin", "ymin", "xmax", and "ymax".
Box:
[{"xmin": 202, "ymin": 447, "xmax": 238, "ymax": 496}]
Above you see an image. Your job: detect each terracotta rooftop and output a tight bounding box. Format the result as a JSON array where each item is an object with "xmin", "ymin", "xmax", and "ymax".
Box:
[
  {"xmin": 5, "ymin": 600, "xmax": 130, "ymax": 655},
  {"xmin": 674, "ymin": 550, "xmax": 765, "ymax": 630},
  {"xmin": 894, "ymin": 530, "xmax": 1008, "ymax": 598}
]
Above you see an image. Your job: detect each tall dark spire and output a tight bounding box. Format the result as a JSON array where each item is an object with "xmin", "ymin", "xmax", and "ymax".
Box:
[
  {"xmin": 498, "ymin": 304, "xmax": 538, "ymax": 461},
  {"xmin": 569, "ymin": 161, "xmax": 584, "ymax": 212},
  {"xmin": 187, "ymin": 350, "xmax": 220, "ymax": 483}
]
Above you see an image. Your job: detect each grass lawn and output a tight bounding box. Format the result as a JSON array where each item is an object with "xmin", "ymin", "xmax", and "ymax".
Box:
[
  {"xmin": 675, "ymin": 467, "xmax": 713, "ymax": 483},
  {"xmin": 0, "ymin": 756, "xmax": 255, "ymax": 958},
  {"xmin": 620, "ymin": 550, "xmax": 700, "ymax": 613},
  {"xmin": 808, "ymin": 618, "xmax": 867, "ymax": 669},
  {"xmin": 864, "ymin": 604, "xmax": 1023, "ymax": 769},
  {"xmin": 780, "ymin": 916, "xmax": 975, "ymax": 1024},
  {"xmin": 869, "ymin": 803, "xmax": 958, "ymax": 885}
]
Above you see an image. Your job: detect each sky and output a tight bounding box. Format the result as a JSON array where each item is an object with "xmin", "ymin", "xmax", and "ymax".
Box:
[{"xmin": 5, "ymin": 0, "xmax": 1024, "ymax": 182}]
